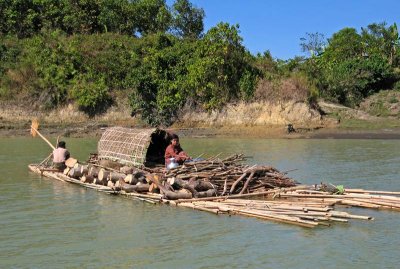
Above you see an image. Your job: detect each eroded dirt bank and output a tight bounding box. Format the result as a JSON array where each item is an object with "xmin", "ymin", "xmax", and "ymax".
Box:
[{"xmin": 1, "ymin": 100, "xmax": 400, "ymax": 139}]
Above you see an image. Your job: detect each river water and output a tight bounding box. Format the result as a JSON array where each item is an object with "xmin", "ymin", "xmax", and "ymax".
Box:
[{"xmin": 1, "ymin": 137, "xmax": 400, "ymax": 269}]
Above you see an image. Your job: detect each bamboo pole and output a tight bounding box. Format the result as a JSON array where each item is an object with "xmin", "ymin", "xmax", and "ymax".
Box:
[
  {"xmin": 178, "ymin": 203, "xmax": 220, "ymax": 214},
  {"xmin": 234, "ymin": 210, "xmax": 318, "ymax": 228},
  {"xmin": 329, "ymin": 211, "xmax": 373, "ymax": 220},
  {"xmin": 328, "ymin": 217, "xmax": 349, "ymax": 223},
  {"xmin": 350, "ymin": 198, "xmax": 400, "ymax": 209},
  {"xmin": 345, "ymin": 189, "xmax": 400, "ymax": 195},
  {"xmin": 37, "ymin": 153, "xmax": 53, "ymax": 166},
  {"xmin": 339, "ymin": 199, "xmax": 381, "ymax": 209}
]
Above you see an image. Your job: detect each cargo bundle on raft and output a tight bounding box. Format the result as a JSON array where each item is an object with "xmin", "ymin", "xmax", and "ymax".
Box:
[{"xmin": 29, "ymin": 126, "xmax": 400, "ymax": 228}]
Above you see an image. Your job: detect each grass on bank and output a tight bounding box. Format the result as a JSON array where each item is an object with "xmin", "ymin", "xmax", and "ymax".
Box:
[{"xmin": 339, "ymin": 118, "xmax": 400, "ymax": 130}]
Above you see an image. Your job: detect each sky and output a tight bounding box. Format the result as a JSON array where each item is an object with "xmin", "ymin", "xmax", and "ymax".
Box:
[{"xmin": 171, "ymin": 0, "xmax": 400, "ymax": 60}]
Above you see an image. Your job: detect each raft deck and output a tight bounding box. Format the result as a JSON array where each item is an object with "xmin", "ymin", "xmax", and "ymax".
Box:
[{"xmin": 29, "ymin": 163, "xmax": 400, "ymax": 228}]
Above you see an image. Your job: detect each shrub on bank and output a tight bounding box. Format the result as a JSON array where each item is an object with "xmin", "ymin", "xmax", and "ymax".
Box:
[{"xmin": 70, "ymin": 73, "xmax": 111, "ymax": 115}]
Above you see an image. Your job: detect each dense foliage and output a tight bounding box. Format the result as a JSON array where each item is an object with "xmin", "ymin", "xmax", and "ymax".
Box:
[
  {"xmin": 300, "ymin": 23, "xmax": 400, "ymax": 107},
  {"xmin": 0, "ymin": 0, "xmax": 169, "ymax": 37},
  {"xmin": 0, "ymin": 0, "xmax": 255, "ymax": 125},
  {"xmin": 1, "ymin": 0, "xmax": 399, "ymax": 125}
]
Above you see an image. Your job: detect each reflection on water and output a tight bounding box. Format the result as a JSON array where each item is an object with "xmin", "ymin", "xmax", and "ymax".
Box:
[{"xmin": 0, "ymin": 137, "xmax": 400, "ymax": 268}]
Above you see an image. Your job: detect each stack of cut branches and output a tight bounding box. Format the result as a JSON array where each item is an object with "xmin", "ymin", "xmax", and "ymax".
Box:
[{"xmin": 146, "ymin": 154, "xmax": 298, "ymax": 197}]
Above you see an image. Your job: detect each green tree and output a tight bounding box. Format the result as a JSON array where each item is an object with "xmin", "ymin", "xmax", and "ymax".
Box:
[
  {"xmin": 254, "ymin": 51, "xmax": 278, "ymax": 72},
  {"xmin": 301, "ymin": 24, "xmax": 398, "ymax": 107},
  {"xmin": 320, "ymin": 55, "xmax": 393, "ymax": 106},
  {"xmin": 361, "ymin": 22, "xmax": 399, "ymax": 65},
  {"xmin": 239, "ymin": 69, "xmax": 257, "ymax": 100},
  {"xmin": 97, "ymin": 0, "xmax": 136, "ymax": 34},
  {"xmin": 127, "ymin": 33, "xmax": 191, "ymax": 125},
  {"xmin": 35, "ymin": 0, "xmax": 69, "ymax": 32},
  {"xmin": 171, "ymin": 0, "xmax": 205, "ymax": 39},
  {"xmin": 75, "ymin": 33, "xmax": 139, "ymax": 91},
  {"xmin": 134, "ymin": 0, "xmax": 171, "ymax": 35},
  {"xmin": 0, "ymin": 0, "xmax": 41, "ymax": 37},
  {"xmin": 323, "ymin": 28, "xmax": 363, "ymax": 62},
  {"xmin": 185, "ymin": 23, "xmax": 255, "ymax": 109},
  {"xmin": 186, "ymin": 23, "xmax": 238, "ymax": 108},
  {"xmin": 0, "ymin": 0, "xmax": 172, "ymax": 37},
  {"xmin": 23, "ymin": 32, "xmax": 81, "ymax": 109},
  {"xmin": 61, "ymin": 0, "xmax": 103, "ymax": 34}
]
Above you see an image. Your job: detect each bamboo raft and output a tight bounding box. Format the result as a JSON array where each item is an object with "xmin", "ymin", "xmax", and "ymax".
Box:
[
  {"xmin": 28, "ymin": 155, "xmax": 400, "ymax": 228},
  {"xmin": 28, "ymin": 126, "xmax": 400, "ymax": 228}
]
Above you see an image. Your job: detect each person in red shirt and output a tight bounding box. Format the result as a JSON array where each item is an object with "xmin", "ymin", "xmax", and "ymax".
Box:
[{"xmin": 164, "ymin": 134, "xmax": 191, "ymax": 166}]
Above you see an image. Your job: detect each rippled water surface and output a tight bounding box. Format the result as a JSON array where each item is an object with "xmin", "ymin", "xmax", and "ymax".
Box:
[{"xmin": 1, "ymin": 137, "xmax": 400, "ymax": 268}]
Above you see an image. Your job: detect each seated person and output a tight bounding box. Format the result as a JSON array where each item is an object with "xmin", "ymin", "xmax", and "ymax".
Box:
[
  {"xmin": 164, "ymin": 134, "xmax": 191, "ymax": 166},
  {"xmin": 53, "ymin": 141, "xmax": 70, "ymax": 171}
]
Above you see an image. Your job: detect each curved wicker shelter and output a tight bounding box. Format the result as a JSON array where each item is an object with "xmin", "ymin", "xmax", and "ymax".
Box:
[{"xmin": 98, "ymin": 127, "xmax": 169, "ymax": 167}]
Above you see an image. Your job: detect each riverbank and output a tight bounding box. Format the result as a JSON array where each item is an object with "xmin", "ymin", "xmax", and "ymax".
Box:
[
  {"xmin": 2, "ymin": 119, "xmax": 400, "ymax": 139},
  {"xmin": 1, "ymin": 99, "xmax": 400, "ymax": 139}
]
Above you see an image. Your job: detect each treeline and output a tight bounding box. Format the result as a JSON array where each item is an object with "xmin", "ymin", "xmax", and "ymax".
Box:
[
  {"xmin": 298, "ymin": 24, "xmax": 400, "ymax": 107},
  {"xmin": 0, "ymin": 0, "xmax": 399, "ymax": 125},
  {"xmin": 0, "ymin": 0, "xmax": 204, "ymax": 38},
  {"xmin": 254, "ymin": 23, "xmax": 400, "ymax": 108}
]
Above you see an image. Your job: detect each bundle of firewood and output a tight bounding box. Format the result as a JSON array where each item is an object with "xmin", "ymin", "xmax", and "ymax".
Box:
[{"xmin": 147, "ymin": 154, "xmax": 299, "ymax": 197}]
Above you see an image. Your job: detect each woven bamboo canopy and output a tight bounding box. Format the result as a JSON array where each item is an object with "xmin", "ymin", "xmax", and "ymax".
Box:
[{"xmin": 98, "ymin": 127, "xmax": 169, "ymax": 167}]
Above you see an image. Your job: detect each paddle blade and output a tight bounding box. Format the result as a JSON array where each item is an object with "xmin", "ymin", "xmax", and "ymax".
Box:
[{"xmin": 31, "ymin": 119, "xmax": 39, "ymax": 137}]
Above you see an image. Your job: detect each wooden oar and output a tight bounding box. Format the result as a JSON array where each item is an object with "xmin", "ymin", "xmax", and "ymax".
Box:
[{"xmin": 30, "ymin": 119, "xmax": 55, "ymax": 150}]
